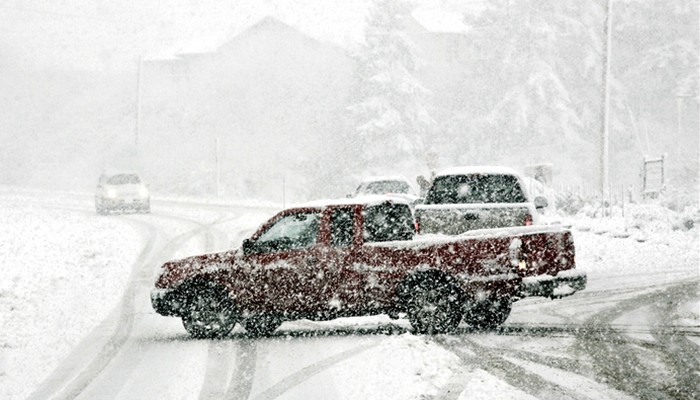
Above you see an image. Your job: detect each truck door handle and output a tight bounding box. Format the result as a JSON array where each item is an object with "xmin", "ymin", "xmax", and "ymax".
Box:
[
  {"xmin": 304, "ymin": 256, "xmax": 317, "ymax": 266},
  {"xmin": 463, "ymin": 213, "xmax": 479, "ymax": 220}
]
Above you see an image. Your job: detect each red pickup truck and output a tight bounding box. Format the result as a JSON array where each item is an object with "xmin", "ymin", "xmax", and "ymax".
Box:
[{"xmin": 151, "ymin": 196, "xmax": 583, "ymax": 338}]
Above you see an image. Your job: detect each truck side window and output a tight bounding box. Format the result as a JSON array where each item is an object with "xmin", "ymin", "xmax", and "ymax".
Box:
[
  {"xmin": 330, "ymin": 208, "xmax": 354, "ymax": 247},
  {"xmin": 363, "ymin": 203, "xmax": 414, "ymax": 243}
]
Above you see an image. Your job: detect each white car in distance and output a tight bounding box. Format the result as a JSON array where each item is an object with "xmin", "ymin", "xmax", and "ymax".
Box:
[
  {"xmin": 95, "ymin": 172, "xmax": 151, "ymax": 215},
  {"xmin": 351, "ymin": 176, "xmax": 420, "ymax": 204}
]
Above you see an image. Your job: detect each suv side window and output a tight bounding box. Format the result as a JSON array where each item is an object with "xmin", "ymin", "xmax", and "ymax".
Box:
[
  {"xmin": 255, "ymin": 211, "xmax": 320, "ymax": 253},
  {"xmin": 330, "ymin": 207, "xmax": 354, "ymax": 248},
  {"xmin": 363, "ymin": 203, "xmax": 414, "ymax": 243}
]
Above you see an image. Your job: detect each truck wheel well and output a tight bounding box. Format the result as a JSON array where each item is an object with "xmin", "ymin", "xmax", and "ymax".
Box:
[
  {"xmin": 395, "ymin": 270, "xmax": 464, "ymax": 310},
  {"xmin": 175, "ymin": 277, "xmax": 231, "ymax": 311}
]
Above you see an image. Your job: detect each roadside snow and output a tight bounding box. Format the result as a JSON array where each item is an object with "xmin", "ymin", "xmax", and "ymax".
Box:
[{"xmin": 0, "ymin": 202, "xmax": 142, "ymax": 400}]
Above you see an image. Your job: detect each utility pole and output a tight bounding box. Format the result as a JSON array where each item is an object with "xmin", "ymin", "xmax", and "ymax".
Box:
[
  {"xmin": 215, "ymin": 137, "xmax": 221, "ymax": 197},
  {"xmin": 600, "ymin": 0, "xmax": 613, "ymax": 216},
  {"xmin": 135, "ymin": 56, "xmax": 143, "ymax": 158}
]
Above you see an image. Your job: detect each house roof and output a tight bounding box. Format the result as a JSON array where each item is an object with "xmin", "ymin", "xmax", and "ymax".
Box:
[{"xmin": 147, "ymin": 5, "xmax": 478, "ymax": 61}]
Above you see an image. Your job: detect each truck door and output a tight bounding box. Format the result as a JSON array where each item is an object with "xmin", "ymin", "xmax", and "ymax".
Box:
[
  {"xmin": 314, "ymin": 206, "xmax": 370, "ymax": 313},
  {"xmin": 242, "ymin": 209, "xmax": 325, "ymax": 313}
]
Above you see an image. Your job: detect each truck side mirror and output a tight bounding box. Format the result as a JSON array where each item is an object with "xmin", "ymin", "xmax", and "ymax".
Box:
[
  {"xmin": 534, "ymin": 196, "xmax": 548, "ymax": 209},
  {"xmin": 242, "ymin": 238, "xmax": 255, "ymax": 255}
]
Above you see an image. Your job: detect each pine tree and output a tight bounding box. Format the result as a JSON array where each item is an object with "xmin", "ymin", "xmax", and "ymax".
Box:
[{"xmin": 349, "ymin": 0, "xmax": 436, "ymax": 177}]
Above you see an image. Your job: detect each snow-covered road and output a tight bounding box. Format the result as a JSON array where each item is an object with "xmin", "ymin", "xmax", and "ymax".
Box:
[{"xmin": 1, "ymin": 188, "xmax": 698, "ymax": 399}]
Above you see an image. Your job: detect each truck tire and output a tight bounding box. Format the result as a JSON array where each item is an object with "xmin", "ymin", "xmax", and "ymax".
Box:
[
  {"xmin": 464, "ymin": 298, "xmax": 512, "ymax": 330},
  {"xmin": 181, "ymin": 283, "xmax": 237, "ymax": 339},
  {"xmin": 243, "ymin": 314, "xmax": 282, "ymax": 337},
  {"xmin": 407, "ymin": 280, "xmax": 462, "ymax": 334}
]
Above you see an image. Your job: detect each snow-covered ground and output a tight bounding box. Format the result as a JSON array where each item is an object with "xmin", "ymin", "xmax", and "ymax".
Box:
[
  {"xmin": 0, "ymin": 201, "xmax": 143, "ymax": 399},
  {"xmin": 0, "ymin": 190, "xmax": 698, "ymax": 399}
]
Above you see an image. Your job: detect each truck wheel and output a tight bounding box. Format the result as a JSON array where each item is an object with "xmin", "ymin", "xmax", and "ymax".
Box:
[
  {"xmin": 465, "ymin": 298, "xmax": 512, "ymax": 330},
  {"xmin": 243, "ymin": 315, "xmax": 282, "ymax": 337},
  {"xmin": 407, "ymin": 281, "xmax": 462, "ymax": 334},
  {"xmin": 182, "ymin": 285, "xmax": 237, "ymax": 339}
]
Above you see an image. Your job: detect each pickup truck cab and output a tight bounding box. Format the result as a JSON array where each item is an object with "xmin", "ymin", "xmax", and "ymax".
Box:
[{"xmin": 152, "ymin": 196, "xmax": 580, "ymax": 338}]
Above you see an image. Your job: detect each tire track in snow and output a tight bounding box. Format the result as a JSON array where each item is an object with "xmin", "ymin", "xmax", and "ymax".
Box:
[
  {"xmin": 248, "ymin": 342, "xmax": 378, "ymax": 400},
  {"xmin": 434, "ymin": 335, "xmax": 585, "ymax": 400},
  {"xmin": 649, "ymin": 284, "xmax": 700, "ymax": 399},
  {"xmin": 27, "ymin": 208, "xmax": 233, "ymax": 400},
  {"xmin": 26, "ymin": 222, "xmax": 159, "ymax": 400},
  {"xmin": 213, "ymin": 325, "xmax": 399, "ymax": 400},
  {"xmin": 576, "ymin": 279, "xmax": 700, "ymax": 400},
  {"xmin": 221, "ymin": 339, "xmax": 258, "ymax": 400}
]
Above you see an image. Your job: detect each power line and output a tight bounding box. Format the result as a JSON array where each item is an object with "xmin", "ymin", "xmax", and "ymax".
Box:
[{"xmin": 0, "ymin": 3, "xmax": 125, "ymax": 22}]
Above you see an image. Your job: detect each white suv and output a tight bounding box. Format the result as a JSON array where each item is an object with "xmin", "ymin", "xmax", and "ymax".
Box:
[
  {"xmin": 351, "ymin": 176, "xmax": 419, "ymax": 203},
  {"xmin": 95, "ymin": 172, "xmax": 150, "ymax": 215},
  {"xmin": 415, "ymin": 166, "xmax": 548, "ymax": 234}
]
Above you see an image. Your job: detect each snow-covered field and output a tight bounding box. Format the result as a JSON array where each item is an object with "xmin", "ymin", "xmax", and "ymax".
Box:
[{"xmin": 0, "ymin": 189, "xmax": 698, "ymax": 400}]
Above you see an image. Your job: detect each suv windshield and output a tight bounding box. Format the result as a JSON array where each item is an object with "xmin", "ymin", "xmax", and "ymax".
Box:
[
  {"xmin": 425, "ymin": 174, "xmax": 527, "ymax": 205},
  {"xmin": 106, "ymin": 174, "xmax": 141, "ymax": 185},
  {"xmin": 361, "ymin": 181, "xmax": 411, "ymax": 195}
]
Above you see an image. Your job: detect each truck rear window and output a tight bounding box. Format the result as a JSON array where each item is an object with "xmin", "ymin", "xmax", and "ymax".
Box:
[
  {"xmin": 425, "ymin": 174, "xmax": 527, "ymax": 205},
  {"xmin": 363, "ymin": 203, "xmax": 414, "ymax": 242}
]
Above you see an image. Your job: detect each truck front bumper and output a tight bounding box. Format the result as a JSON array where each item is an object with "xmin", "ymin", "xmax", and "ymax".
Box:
[
  {"xmin": 151, "ymin": 288, "xmax": 184, "ymax": 316},
  {"xmin": 521, "ymin": 269, "xmax": 587, "ymax": 299}
]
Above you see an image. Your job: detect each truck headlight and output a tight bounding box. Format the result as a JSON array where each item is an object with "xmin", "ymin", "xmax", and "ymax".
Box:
[{"xmin": 139, "ymin": 187, "xmax": 149, "ymax": 197}]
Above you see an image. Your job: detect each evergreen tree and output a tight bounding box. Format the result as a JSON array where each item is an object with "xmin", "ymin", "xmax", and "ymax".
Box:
[{"xmin": 349, "ymin": 0, "xmax": 436, "ymax": 177}]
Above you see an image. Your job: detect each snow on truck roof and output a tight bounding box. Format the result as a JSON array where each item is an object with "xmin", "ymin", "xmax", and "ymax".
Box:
[
  {"xmin": 435, "ymin": 166, "xmax": 522, "ymax": 177},
  {"xmin": 359, "ymin": 175, "xmax": 411, "ymax": 183},
  {"xmin": 289, "ymin": 194, "xmax": 413, "ymax": 210}
]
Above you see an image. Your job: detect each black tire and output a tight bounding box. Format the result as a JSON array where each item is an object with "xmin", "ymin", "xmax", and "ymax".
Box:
[
  {"xmin": 243, "ymin": 314, "xmax": 282, "ymax": 337},
  {"xmin": 96, "ymin": 200, "xmax": 106, "ymax": 215},
  {"xmin": 464, "ymin": 298, "xmax": 512, "ymax": 330},
  {"xmin": 181, "ymin": 284, "xmax": 237, "ymax": 339},
  {"xmin": 407, "ymin": 280, "xmax": 463, "ymax": 334}
]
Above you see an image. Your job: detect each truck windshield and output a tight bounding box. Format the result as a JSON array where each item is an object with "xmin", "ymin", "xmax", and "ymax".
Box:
[{"xmin": 425, "ymin": 174, "xmax": 527, "ymax": 205}]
